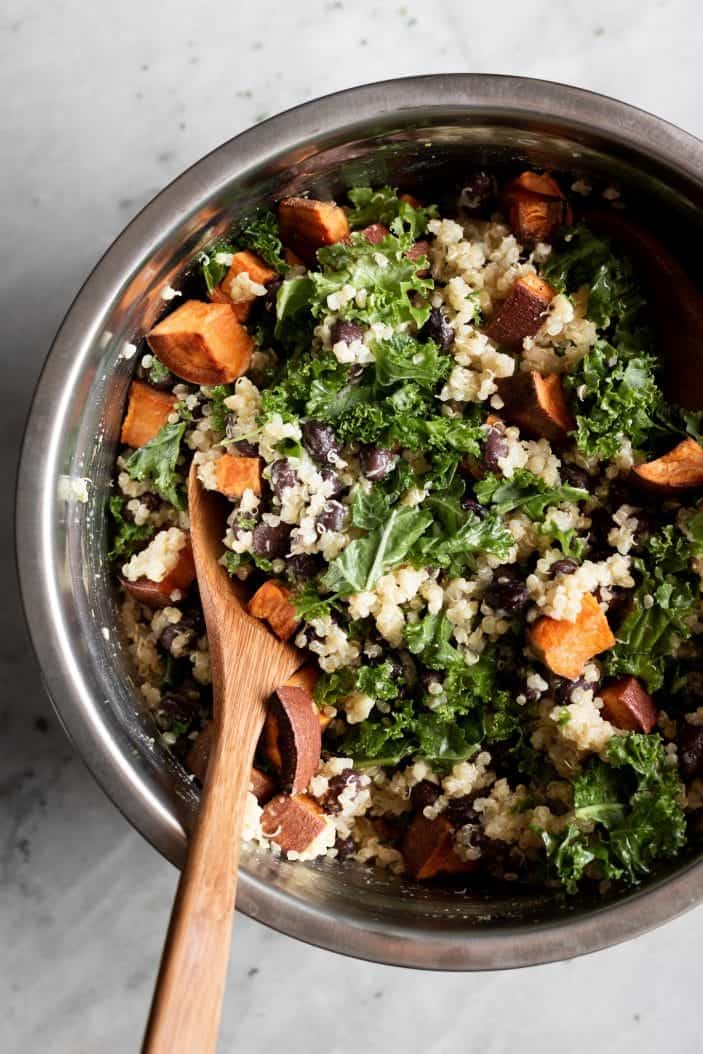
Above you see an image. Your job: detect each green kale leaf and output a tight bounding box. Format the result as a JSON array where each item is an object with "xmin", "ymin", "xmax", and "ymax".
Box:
[
  {"xmin": 233, "ymin": 208, "xmax": 289, "ymax": 274},
  {"xmin": 321, "ymin": 506, "xmax": 433, "ymax": 594},
  {"xmin": 107, "ymin": 495, "xmax": 155, "ymax": 562},
  {"xmin": 346, "ymin": 185, "xmax": 438, "ymax": 240},
  {"xmin": 475, "ymin": 469, "xmax": 588, "ymax": 521},
  {"xmin": 373, "ymin": 333, "xmax": 450, "ymax": 389},
  {"xmin": 124, "ymin": 421, "xmax": 186, "ymax": 509},
  {"xmin": 207, "ymin": 384, "xmax": 233, "ymax": 433}
]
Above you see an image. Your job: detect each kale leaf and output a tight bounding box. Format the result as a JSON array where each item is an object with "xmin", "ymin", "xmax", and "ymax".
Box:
[
  {"xmin": 124, "ymin": 421, "xmax": 186, "ymax": 509},
  {"xmin": 373, "ymin": 333, "xmax": 451, "ymax": 389},
  {"xmin": 107, "ymin": 495, "xmax": 155, "ymax": 562},
  {"xmin": 475, "ymin": 469, "xmax": 588, "ymax": 521},
  {"xmin": 233, "ymin": 208, "xmax": 289, "ymax": 274},
  {"xmin": 322, "ymin": 506, "xmax": 433, "ymax": 594},
  {"xmin": 346, "ymin": 185, "xmax": 438, "ymax": 240}
]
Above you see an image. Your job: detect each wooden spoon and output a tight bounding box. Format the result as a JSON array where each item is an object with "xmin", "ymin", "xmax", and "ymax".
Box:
[{"xmin": 143, "ymin": 464, "xmax": 301, "ymax": 1054}]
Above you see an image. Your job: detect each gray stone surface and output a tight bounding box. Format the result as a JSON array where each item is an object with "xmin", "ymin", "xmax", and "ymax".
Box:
[{"xmin": 2, "ymin": 1, "xmax": 702, "ymax": 1050}]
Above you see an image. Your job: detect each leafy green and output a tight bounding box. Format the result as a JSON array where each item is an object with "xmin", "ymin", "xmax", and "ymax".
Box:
[
  {"xmin": 542, "ymin": 224, "xmax": 644, "ymax": 330},
  {"xmin": 351, "ymin": 488, "xmax": 392, "ymax": 530},
  {"xmin": 208, "ymin": 384, "xmax": 232, "ymax": 433},
  {"xmin": 541, "ymin": 732, "xmax": 686, "ymax": 892},
  {"xmin": 405, "ymin": 612, "xmax": 465, "ymax": 670},
  {"xmin": 311, "ymin": 231, "xmax": 434, "ymax": 329},
  {"xmin": 565, "ymin": 339, "xmax": 669, "ymax": 460},
  {"xmin": 607, "ymin": 524, "xmax": 701, "ymax": 692},
  {"xmin": 233, "ymin": 208, "xmax": 288, "ymax": 274},
  {"xmin": 346, "ymin": 185, "xmax": 438, "ymax": 240},
  {"xmin": 291, "ymin": 580, "xmax": 338, "ymax": 622},
  {"xmin": 124, "ymin": 421, "xmax": 186, "ymax": 509},
  {"xmin": 107, "ymin": 495, "xmax": 155, "ymax": 561},
  {"xmin": 322, "ymin": 506, "xmax": 433, "ymax": 595},
  {"xmin": 475, "ymin": 469, "xmax": 588, "ymax": 522},
  {"xmin": 373, "ymin": 333, "xmax": 450, "ymax": 389},
  {"xmin": 410, "ymin": 488, "xmax": 513, "ymax": 573},
  {"xmin": 146, "ymin": 357, "xmax": 172, "ymax": 387}
]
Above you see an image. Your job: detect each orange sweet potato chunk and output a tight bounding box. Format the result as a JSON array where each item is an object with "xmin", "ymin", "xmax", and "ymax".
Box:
[
  {"xmin": 120, "ymin": 380, "xmax": 176, "ymax": 448},
  {"xmin": 502, "ymin": 171, "xmax": 572, "ymax": 243},
  {"xmin": 401, "ymin": 815, "xmax": 476, "ymax": 881},
  {"xmin": 262, "ymin": 685, "xmax": 322, "ymax": 794},
  {"xmin": 496, "ymin": 370, "xmax": 575, "ymax": 444},
  {"xmin": 147, "ymin": 300, "xmax": 253, "ymax": 385},
  {"xmin": 278, "ymin": 197, "xmax": 350, "ymax": 263},
  {"xmin": 261, "ymin": 793, "xmax": 327, "ymax": 854},
  {"xmin": 486, "ymin": 273, "xmax": 556, "ymax": 345},
  {"xmin": 247, "ymin": 580, "xmax": 299, "ymax": 641},
  {"xmin": 222, "ymin": 250, "xmax": 277, "ymax": 290},
  {"xmin": 119, "ymin": 539, "xmax": 196, "ymax": 609},
  {"xmin": 600, "ymin": 676, "xmax": 658, "ymax": 733},
  {"xmin": 529, "ymin": 593, "xmax": 616, "ymax": 680},
  {"xmin": 213, "ymin": 454, "xmax": 262, "ymax": 498},
  {"xmin": 208, "ymin": 283, "xmax": 251, "ymax": 323},
  {"xmin": 632, "ymin": 438, "xmax": 703, "ymax": 493},
  {"xmin": 285, "ymin": 664, "xmax": 320, "ymax": 694}
]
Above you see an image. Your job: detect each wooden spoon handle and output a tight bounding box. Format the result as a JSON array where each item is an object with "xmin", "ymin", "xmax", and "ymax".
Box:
[{"xmin": 142, "ymin": 696, "xmax": 265, "ymax": 1054}]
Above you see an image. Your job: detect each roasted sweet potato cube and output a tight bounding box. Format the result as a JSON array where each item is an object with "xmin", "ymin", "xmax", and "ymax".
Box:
[
  {"xmin": 496, "ymin": 370, "xmax": 575, "ymax": 444},
  {"xmin": 502, "ymin": 171, "xmax": 572, "ymax": 243},
  {"xmin": 632, "ymin": 438, "xmax": 703, "ymax": 493},
  {"xmin": 247, "ymin": 580, "xmax": 299, "ymax": 641},
  {"xmin": 147, "ymin": 300, "xmax": 253, "ymax": 385},
  {"xmin": 486, "ymin": 273, "xmax": 557, "ymax": 345},
  {"xmin": 529, "ymin": 593, "xmax": 615, "ymax": 680},
  {"xmin": 401, "ymin": 815, "xmax": 476, "ymax": 881},
  {"xmin": 599, "ymin": 676, "xmax": 658, "ymax": 733},
  {"xmin": 213, "ymin": 454, "xmax": 262, "ymax": 498},
  {"xmin": 120, "ymin": 380, "xmax": 176, "ymax": 448},
  {"xmin": 361, "ymin": 223, "xmax": 390, "ymax": 244},
  {"xmin": 222, "ymin": 250, "xmax": 277, "ymax": 290},
  {"xmin": 261, "ymin": 684, "xmax": 322, "ymax": 794},
  {"xmin": 284, "ymin": 664, "xmax": 320, "ymax": 694},
  {"xmin": 250, "ymin": 767, "xmax": 277, "ymax": 805},
  {"xmin": 278, "ymin": 197, "xmax": 350, "ymax": 263},
  {"xmin": 119, "ymin": 539, "xmax": 196, "ymax": 608},
  {"xmin": 284, "ymin": 247, "xmax": 305, "ymax": 268},
  {"xmin": 260, "ymin": 793, "xmax": 327, "ymax": 854},
  {"xmin": 208, "ymin": 283, "xmax": 252, "ymax": 322}
]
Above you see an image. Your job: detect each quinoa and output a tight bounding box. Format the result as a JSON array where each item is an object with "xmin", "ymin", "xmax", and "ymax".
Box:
[{"xmin": 109, "ymin": 178, "xmax": 703, "ymax": 895}]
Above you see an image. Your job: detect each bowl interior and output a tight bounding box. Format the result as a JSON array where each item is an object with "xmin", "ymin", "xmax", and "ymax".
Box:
[{"xmin": 23, "ymin": 81, "xmax": 703, "ymax": 968}]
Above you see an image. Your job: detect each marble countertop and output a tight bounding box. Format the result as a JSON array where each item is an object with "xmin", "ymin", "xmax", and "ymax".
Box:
[{"xmin": 3, "ymin": 0, "xmax": 703, "ymax": 1050}]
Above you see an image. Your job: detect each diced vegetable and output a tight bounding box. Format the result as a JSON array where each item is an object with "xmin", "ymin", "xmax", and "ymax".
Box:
[
  {"xmin": 529, "ymin": 593, "xmax": 615, "ymax": 680},
  {"xmin": 213, "ymin": 454, "xmax": 262, "ymax": 498},
  {"xmin": 260, "ymin": 793, "xmax": 327, "ymax": 853},
  {"xmin": 632, "ymin": 437, "xmax": 703, "ymax": 493},
  {"xmin": 120, "ymin": 380, "xmax": 176, "ymax": 448},
  {"xmin": 599, "ymin": 676, "xmax": 658, "ymax": 733},
  {"xmin": 247, "ymin": 580, "xmax": 300, "ymax": 640},
  {"xmin": 501, "ymin": 171, "xmax": 572, "ymax": 243},
  {"xmin": 278, "ymin": 197, "xmax": 350, "ymax": 263},
  {"xmin": 486, "ymin": 273, "xmax": 556, "ymax": 345},
  {"xmin": 262, "ymin": 684, "xmax": 322, "ymax": 794},
  {"xmin": 119, "ymin": 539, "xmax": 196, "ymax": 608},
  {"xmin": 496, "ymin": 370, "xmax": 575, "ymax": 444},
  {"xmin": 147, "ymin": 300, "xmax": 253, "ymax": 385},
  {"xmin": 400, "ymin": 814, "xmax": 476, "ymax": 880}
]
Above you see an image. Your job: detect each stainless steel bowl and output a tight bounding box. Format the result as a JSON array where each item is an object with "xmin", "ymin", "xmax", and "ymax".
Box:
[{"xmin": 17, "ymin": 75, "xmax": 703, "ymax": 969}]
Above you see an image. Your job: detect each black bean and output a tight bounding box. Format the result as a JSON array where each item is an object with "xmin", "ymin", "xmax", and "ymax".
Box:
[
  {"xmin": 421, "ymin": 307, "xmax": 454, "ymax": 351},
  {"xmin": 461, "ymin": 494, "xmax": 487, "ymax": 517},
  {"xmin": 262, "ymin": 276, "xmax": 283, "ymax": 316},
  {"xmin": 445, "ymin": 796, "xmax": 479, "ymax": 827},
  {"xmin": 270, "ymin": 458, "xmax": 298, "ymax": 496},
  {"xmin": 410, "ymin": 780, "xmax": 442, "ymax": 812},
  {"xmin": 125, "ymin": 492, "xmax": 160, "ymax": 519},
  {"xmin": 349, "ymin": 364, "xmax": 366, "ymax": 384},
  {"xmin": 285, "ymin": 553, "xmax": 321, "ymax": 582},
  {"xmin": 482, "ymin": 427, "xmax": 508, "ymax": 474},
  {"xmin": 323, "ymin": 771, "xmax": 362, "ymax": 813},
  {"xmin": 331, "ymin": 320, "xmax": 364, "ymax": 346},
  {"xmin": 320, "ymin": 467, "xmax": 344, "ymax": 497},
  {"xmin": 398, "ymin": 650, "xmax": 418, "ymax": 688},
  {"xmin": 335, "ymin": 835, "xmax": 357, "ymax": 861},
  {"xmin": 302, "ymin": 421, "xmax": 340, "ymax": 465},
  {"xmin": 316, "ymin": 500, "xmax": 345, "ymax": 533},
  {"xmin": 459, "ymin": 170, "xmax": 497, "ymax": 214},
  {"xmin": 159, "ymin": 694, "xmax": 200, "ymax": 722},
  {"xmin": 551, "ymin": 559, "xmax": 579, "ymax": 576},
  {"xmin": 560, "ymin": 464, "xmax": 591, "ymax": 492},
  {"xmin": 551, "ymin": 676, "xmax": 590, "ymax": 705},
  {"xmin": 484, "ymin": 573, "xmax": 530, "ymax": 614},
  {"xmin": 360, "ymin": 446, "xmax": 396, "ymax": 482},
  {"xmin": 252, "ymin": 521, "xmax": 291, "ymax": 558},
  {"xmin": 679, "ymin": 724, "xmax": 703, "ymax": 781},
  {"xmin": 234, "ymin": 437, "xmax": 260, "ymax": 457},
  {"xmin": 157, "ymin": 621, "xmax": 196, "ymax": 655}
]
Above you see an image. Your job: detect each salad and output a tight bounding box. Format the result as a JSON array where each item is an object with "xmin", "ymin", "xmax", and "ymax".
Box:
[{"xmin": 112, "ymin": 172, "xmax": 703, "ymax": 893}]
